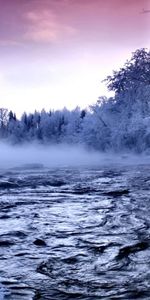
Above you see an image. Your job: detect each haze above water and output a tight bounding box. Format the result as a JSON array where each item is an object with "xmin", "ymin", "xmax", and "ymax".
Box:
[{"xmin": 0, "ymin": 143, "xmax": 150, "ymax": 169}]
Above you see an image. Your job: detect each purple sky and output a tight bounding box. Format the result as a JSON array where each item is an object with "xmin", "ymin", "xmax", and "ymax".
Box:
[{"xmin": 0, "ymin": 0, "xmax": 149, "ymax": 116}]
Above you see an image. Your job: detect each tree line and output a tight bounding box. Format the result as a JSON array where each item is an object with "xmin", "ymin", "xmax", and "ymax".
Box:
[{"xmin": 0, "ymin": 48, "xmax": 150, "ymax": 153}]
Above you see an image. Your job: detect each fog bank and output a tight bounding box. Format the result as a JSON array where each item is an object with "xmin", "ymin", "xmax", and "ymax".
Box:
[
  {"xmin": 0, "ymin": 143, "xmax": 149, "ymax": 170},
  {"xmin": 0, "ymin": 143, "xmax": 102, "ymax": 169}
]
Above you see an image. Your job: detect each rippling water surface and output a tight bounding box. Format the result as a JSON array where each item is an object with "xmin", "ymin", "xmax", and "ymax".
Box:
[{"xmin": 0, "ymin": 163, "xmax": 150, "ymax": 299}]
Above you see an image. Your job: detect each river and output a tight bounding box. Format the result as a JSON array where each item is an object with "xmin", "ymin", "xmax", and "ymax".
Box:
[{"xmin": 0, "ymin": 163, "xmax": 150, "ymax": 299}]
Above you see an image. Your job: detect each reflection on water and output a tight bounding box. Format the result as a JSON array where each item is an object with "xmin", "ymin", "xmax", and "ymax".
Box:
[{"xmin": 0, "ymin": 164, "xmax": 150, "ymax": 299}]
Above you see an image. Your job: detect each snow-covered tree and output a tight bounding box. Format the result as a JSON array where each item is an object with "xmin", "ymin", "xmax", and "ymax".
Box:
[
  {"xmin": 104, "ymin": 48, "xmax": 150, "ymax": 94},
  {"xmin": 1, "ymin": 48, "xmax": 150, "ymax": 153},
  {"xmin": 0, "ymin": 108, "xmax": 9, "ymax": 138}
]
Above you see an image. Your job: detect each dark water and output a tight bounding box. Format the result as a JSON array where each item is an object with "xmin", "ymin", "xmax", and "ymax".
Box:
[{"xmin": 0, "ymin": 164, "xmax": 150, "ymax": 299}]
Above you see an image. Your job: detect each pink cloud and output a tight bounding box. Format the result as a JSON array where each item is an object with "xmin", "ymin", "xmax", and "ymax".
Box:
[
  {"xmin": 0, "ymin": 38, "xmax": 23, "ymax": 47},
  {"xmin": 24, "ymin": 9, "xmax": 77, "ymax": 43},
  {"xmin": 0, "ymin": 0, "xmax": 148, "ymax": 49}
]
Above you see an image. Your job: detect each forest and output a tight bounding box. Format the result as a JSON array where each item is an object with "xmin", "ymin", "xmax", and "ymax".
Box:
[{"xmin": 0, "ymin": 48, "xmax": 150, "ymax": 153}]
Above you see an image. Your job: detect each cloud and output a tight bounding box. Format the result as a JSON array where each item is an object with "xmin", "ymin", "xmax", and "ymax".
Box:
[
  {"xmin": 24, "ymin": 9, "xmax": 76, "ymax": 43},
  {"xmin": 0, "ymin": 39, "xmax": 22, "ymax": 47}
]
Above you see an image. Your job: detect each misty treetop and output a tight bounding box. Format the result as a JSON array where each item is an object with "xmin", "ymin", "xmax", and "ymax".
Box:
[{"xmin": 0, "ymin": 48, "xmax": 150, "ymax": 153}]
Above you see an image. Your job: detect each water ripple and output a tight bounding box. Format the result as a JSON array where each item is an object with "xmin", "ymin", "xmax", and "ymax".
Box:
[{"xmin": 0, "ymin": 165, "xmax": 150, "ymax": 299}]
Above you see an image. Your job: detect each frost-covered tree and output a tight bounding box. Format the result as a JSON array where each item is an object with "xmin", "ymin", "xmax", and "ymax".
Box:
[
  {"xmin": 7, "ymin": 111, "xmax": 18, "ymax": 140},
  {"xmin": 63, "ymin": 107, "xmax": 84, "ymax": 144},
  {"xmin": 104, "ymin": 48, "xmax": 150, "ymax": 94},
  {"xmin": 0, "ymin": 108, "xmax": 9, "ymax": 138},
  {"xmin": 0, "ymin": 48, "xmax": 150, "ymax": 153},
  {"xmin": 81, "ymin": 98, "xmax": 112, "ymax": 151}
]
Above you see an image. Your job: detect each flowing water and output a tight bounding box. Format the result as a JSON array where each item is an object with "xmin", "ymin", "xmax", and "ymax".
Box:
[{"xmin": 0, "ymin": 163, "xmax": 150, "ymax": 299}]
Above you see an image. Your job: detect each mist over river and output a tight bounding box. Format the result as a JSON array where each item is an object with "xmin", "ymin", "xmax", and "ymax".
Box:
[{"xmin": 0, "ymin": 162, "xmax": 150, "ymax": 299}]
